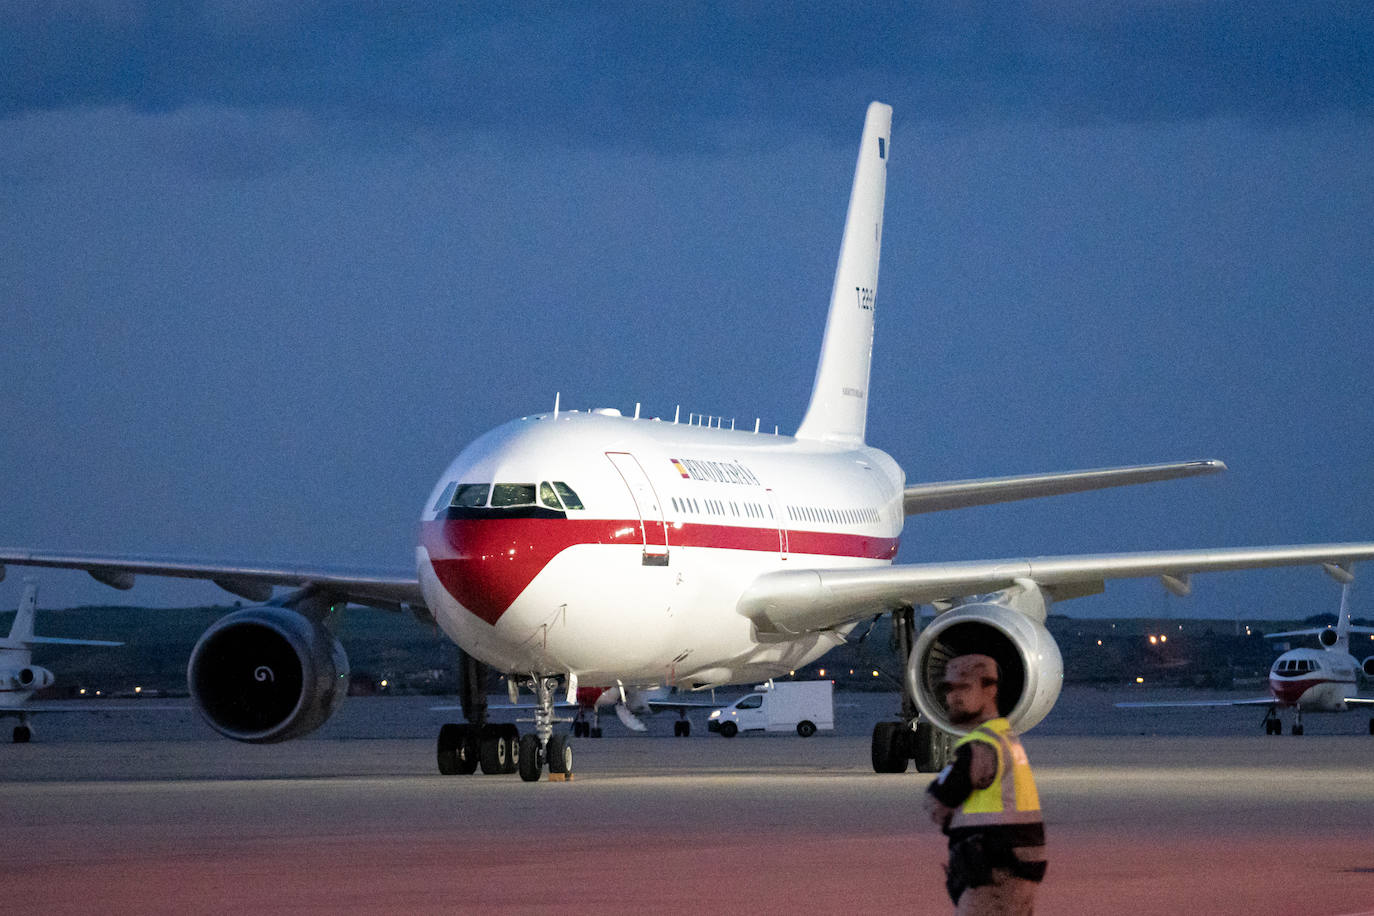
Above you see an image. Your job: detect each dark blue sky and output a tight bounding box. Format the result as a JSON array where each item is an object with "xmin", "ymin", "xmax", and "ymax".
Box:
[{"xmin": 3, "ymin": 3, "xmax": 1372, "ymax": 618}]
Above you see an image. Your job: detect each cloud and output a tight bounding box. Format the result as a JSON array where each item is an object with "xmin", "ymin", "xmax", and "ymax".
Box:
[{"xmin": 1, "ymin": 2, "xmax": 1369, "ymax": 154}]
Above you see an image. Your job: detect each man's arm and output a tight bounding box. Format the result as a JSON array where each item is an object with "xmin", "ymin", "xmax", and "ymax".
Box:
[{"xmin": 924, "ymin": 742, "xmax": 998, "ymax": 828}]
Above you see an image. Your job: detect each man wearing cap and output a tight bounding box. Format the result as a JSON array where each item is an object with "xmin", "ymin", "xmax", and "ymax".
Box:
[{"xmin": 922, "ymin": 653, "xmax": 1046, "ymax": 914}]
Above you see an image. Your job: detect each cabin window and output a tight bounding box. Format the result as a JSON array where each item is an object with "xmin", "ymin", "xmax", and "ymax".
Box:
[
  {"xmin": 431, "ymin": 481, "xmax": 457, "ymax": 513},
  {"xmin": 553, "ymin": 481, "xmax": 585, "ymax": 510},
  {"xmin": 451, "ymin": 483, "xmax": 491, "ymax": 508},
  {"xmin": 491, "ymin": 483, "xmax": 537, "ymax": 507},
  {"xmin": 540, "ymin": 482, "xmax": 563, "ymax": 510}
]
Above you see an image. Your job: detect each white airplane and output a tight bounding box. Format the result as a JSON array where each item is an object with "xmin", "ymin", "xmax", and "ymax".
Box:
[
  {"xmin": 1, "ymin": 581, "xmax": 123, "ymax": 742},
  {"xmin": 1121, "ymin": 581, "xmax": 1374, "ymax": 735},
  {"xmin": 5, "ymin": 101, "xmax": 1374, "ymax": 779}
]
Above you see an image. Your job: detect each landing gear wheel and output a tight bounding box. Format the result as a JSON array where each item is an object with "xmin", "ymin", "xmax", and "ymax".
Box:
[
  {"xmin": 479, "ymin": 732, "xmax": 508, "ymax": 774},
  {"xmin": 13, "ymin": 725, "xmax": 32, "ymax": 744},
  {"xmin": 796, "ymin": 720, "xmax": 817, "ymax": 738},
  {"xmin": 437, "ymin": 723, "xmax": 462, "ymax": 775},
  {"xmin": 871, "ymin": 721, "xmax": 907, "ymax": 773},
  {"xmin": 547, "ymin": 734, "xmax": 573, "ymax": 776},
  {"xmin": 498, "ymin": 724, "xmax": 520, "ymax": 774},
  {"xmin": 718, "ymin": 721, "xmax": 738, "ymax": 738},
  {"xmin": 674, "ymin": 720, "xmax": 691, "ymax": 737},
  {"xmin": 914, "ymin": 721, "xmax": 950, "ymax": 773},
  {"xmin": 518, "ymin": 733, "xmax": 542, "ymax": 782}
]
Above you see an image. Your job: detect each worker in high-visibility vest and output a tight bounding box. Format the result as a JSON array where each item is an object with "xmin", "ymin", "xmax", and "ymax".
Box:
[{"xmin": 922, "ymin": 654, "xmax": 1046, "ymax": 914}]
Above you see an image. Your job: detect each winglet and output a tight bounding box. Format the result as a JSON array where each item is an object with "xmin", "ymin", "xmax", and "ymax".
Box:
[{"xmin": 795, "ymin": 101, "xmax": 891, "ymax": 447}]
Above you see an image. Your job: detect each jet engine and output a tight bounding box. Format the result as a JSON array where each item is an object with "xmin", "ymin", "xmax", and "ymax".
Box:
[
  {"xmin": 1319, "ymin": 628, "xmax": 1339, "ymax": 648},
  {"xmin": 907, "ymin": 601, "xmax": 1063, "ymax": 735},
  {"xmin": 188, "ymin": 607, "xmax": 348, "ymax": 743},
  {"xmin": 15, "ymin": 665, "xmax": 55, "ymax": 691},
  {"xmin": 1363, "ymin": 656, "xmax": 1374, "ymax": 678}
]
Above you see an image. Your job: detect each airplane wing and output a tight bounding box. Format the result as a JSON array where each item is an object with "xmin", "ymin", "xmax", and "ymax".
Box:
[
  {"xmin": 0, "ymin": 550, "xmax": 424, "ymax": 612},
  {"xmin": 903, "ymin": 459, "xmax": 1226, "ymax": 515},
  {"xmin": 738, "ymin": 543, "xmax": 1374, "ymax": 636},
  {"xmin": 645, "ymin": 698, "xmax": 722, "ymax": 712},
  {"xmin": 1, "ymin": 702, "xmax": 191, "ymax": 716},
  {"xmin": 1114, "ymin": 698, "xmax": 1276, "ymax": 709}
]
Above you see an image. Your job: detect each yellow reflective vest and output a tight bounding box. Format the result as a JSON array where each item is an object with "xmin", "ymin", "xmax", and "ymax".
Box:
[{"xmin": 947, "ymin": 717, "xmax": 1043, "ymax": 829}]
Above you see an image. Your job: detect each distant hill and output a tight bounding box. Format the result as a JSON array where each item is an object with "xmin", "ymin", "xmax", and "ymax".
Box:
[{"xmin": 4, "ymin": 604, "xmax": 1371, "ymax": 697}]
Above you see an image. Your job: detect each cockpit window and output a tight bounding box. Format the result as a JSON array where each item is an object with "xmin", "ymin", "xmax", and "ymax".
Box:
[
  {"xmin": 553, "ymin": 481, "xmax": 584, "ymax": 510},
  {"xmin": 432, "ymin": 481, "xmax": 457, "ymax": 513},
  {"xmin": 450, "ymin": 483, "xmax": 490, "ymax": 508},
  {"xmin": 540, "ymin": 482, "xmax": 563, "ymax": 510},
  {"xmin": 491, "ymin": 483, "xmax": 537, "ymax": 507}
]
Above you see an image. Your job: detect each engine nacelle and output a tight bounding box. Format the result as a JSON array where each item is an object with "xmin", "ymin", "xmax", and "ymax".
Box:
[
  {"xmin": 16, "ymin": 665, "xmax": 55, "ymax": 691},
  {"xmin": 188, "ymin": 607, "xmax": 348, "ymax": 744},
  {"xmin": 1319, "ymin": 628, "xmax": 1339, "ymax": 648},
  {"xmin": 1363, "ymin": 656, "xmax": 1374, "ymax": 678},
  {"xmin": 907, "ymin": 602, "xmax": 1064, "ymax": 735}
]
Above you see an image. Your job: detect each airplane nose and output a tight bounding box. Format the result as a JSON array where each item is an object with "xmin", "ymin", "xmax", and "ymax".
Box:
[{"xmin": 421, "ymin": 517, "xmax": 576, "ymax": 625}]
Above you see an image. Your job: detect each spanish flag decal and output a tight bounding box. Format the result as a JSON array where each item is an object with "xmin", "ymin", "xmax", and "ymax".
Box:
[{"xmin": 671, "ymin": 459, "xmax": 690, "ymax": 479}]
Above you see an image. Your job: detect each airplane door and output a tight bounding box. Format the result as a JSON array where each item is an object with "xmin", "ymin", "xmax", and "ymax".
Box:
[
  {"xmin": 605, "ymin": 452, "xmax": 670, "ymax": 566},
  {"xmin": 766, "ymin": 488, "xmax": 789, "ymax": 560}
]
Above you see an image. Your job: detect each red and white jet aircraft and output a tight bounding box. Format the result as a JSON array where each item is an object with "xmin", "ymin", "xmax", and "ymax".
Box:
[
  {"xmin": 5, "ymin": 102, "xmax": 1374, "ymax": 779},
  {"xmin": 1119, "ymin": 580, "xmax": 1374, "ymax": 734}
]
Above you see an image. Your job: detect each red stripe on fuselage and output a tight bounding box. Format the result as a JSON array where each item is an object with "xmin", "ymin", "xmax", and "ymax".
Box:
[
  {"xmin": 420, "ymin": 517, "xmax": 899, "ymax": 626},
  {"xmin": 1267, "ymin": 676, "xmax": 1348, "ymax": 706}
]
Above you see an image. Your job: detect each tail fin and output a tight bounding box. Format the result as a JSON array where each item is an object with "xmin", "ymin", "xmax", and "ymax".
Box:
[
  {"xmin": 795, "ymin": 101, "xmax": 891, "ymax": 447},
  {"xmin": 4, "ymin": 580, "xmax": 122, "ymax": 649},
  {"xmin": 4, "ymin": 581, "xmax": 38, "ymax": 645}
]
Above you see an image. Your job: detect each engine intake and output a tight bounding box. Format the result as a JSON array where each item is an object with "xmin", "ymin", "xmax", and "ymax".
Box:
[
  {"xmin": 17, "ymin": 665, "xmax": 55, "ymax": 690},
  {"xmin": 188, "ymin": 607, "xmax": 348, "ymax": 743},
  {"xmin": 1364, "ymin": 656, "xmax": 1374, "ymax": 678},
  {"xmin": 907, "ymin": 602, "xmax": 1063, "ymax": 735},
  {"xmin": 1319, "ymin": 628, "xmax": 1339, "ymax": 648}
]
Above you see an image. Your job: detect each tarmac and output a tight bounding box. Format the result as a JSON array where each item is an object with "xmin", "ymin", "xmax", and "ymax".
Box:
[{"xmin": 3, "ymin": 688, "xmax": 1373, "ymax": 915}]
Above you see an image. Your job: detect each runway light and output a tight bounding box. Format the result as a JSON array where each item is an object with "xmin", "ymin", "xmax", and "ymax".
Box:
[
  {"xmin": 134, "ymin": 686, "xmax": 142, "ymax": 694},
  {"xmin": 380, "ymin": 679, "xmax": 389, "ymax": 689},
  {"xmin": 1149, "ymin": 635, "xmax": 1158, "ymax": 645},
  {"xmin": 1135, "ymin": 677, "xmax": 1144, "ymax": 684},
  {"xmin": 872, "ymin": 670, "xmax": 880, "ymax": 677},
  {"xmin": 79, "ymin": 688, "xmax": 87, "ymax": 696},
  {"xmin": 1160, "ymin": 635, "xmax": 1167, "ymax": 643},
  {"xmin": 818, "ymin": 668, "xmax": 826, "ymax": 677},
  {"xmin": 1096, "ymin": 640, "xmax": 1103, "ymax": 646}
]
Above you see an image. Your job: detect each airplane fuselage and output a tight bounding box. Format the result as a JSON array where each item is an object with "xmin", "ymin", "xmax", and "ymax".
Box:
[
  {"xmin": 1267, "ymin": 647, "xmax": 1360, "ymax": 711},
  {"xmin": 416, "ymin": 410, "xmax": 905, "ymax": 688}
]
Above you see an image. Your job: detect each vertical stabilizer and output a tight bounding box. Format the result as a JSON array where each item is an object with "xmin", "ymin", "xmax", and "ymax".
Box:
[
  {"xmin": 4, "ymin": 581, "xmax": 38, "ymax": 647},
  {"xmin": 795, "ymin": 101, "xmax": 891, "ymax": 447},
  {"xmin": 1334, "ymin": 580, "xmax": 1352, "ymax": 651}
]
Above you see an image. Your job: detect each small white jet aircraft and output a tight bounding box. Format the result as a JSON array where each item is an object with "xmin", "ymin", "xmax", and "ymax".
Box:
[
  {"xmin": 4, "ymin": 102, "xmax": 1374, "ymax": 779},
  {"xmin": 1118, "ymin": 580, "xmax": 1374, "ymax": 734},
  {"xmin": 1, "ymin": 581, "xmax": 123, "ymax": 742}
]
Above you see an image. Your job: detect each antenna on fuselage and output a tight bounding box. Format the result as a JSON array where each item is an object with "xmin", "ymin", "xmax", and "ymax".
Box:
[
  {"xmin": 674, "ymin": 405, "xmax": 680, "ymax": 424},
  {"xmin": 554, "ymin": 392, "xmax": 560, "ymax": 420},
  {"xmin": 634, "ymin": 402, "xmax": 641, "ymax": 419}
]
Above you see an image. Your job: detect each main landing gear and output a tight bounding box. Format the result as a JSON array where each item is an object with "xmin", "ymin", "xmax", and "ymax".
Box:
[
  {"xmin": 871, "ymin": 607, "xmax": 954, "ymax": 774},
  {"xmin": 1262, "ymin": 705, "xmax": 1305, "ymax": 735},
  {"xmin": 436, "ymin": 669, "xmax": 575, "ymax": 783}
]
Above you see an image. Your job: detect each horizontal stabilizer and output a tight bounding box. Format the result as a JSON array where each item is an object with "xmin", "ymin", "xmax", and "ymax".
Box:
[
  {"xmin": 22, "ymin": 636, "xmax": 123, "ymax": 648},
  {"xmin": 903, "ymin": 460, "xmax": 1226, "ymax": 516}
]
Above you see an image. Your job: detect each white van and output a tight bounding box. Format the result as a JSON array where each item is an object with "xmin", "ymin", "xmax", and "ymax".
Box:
[{"xmin": 706, "ymin": 681, "xmax": 834, "ymax": 737}]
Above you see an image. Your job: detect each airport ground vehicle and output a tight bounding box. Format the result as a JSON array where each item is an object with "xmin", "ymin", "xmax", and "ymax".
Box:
[{"xmin": 707, "ymin": 681, "xmax": 833, "ymax": 737}]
